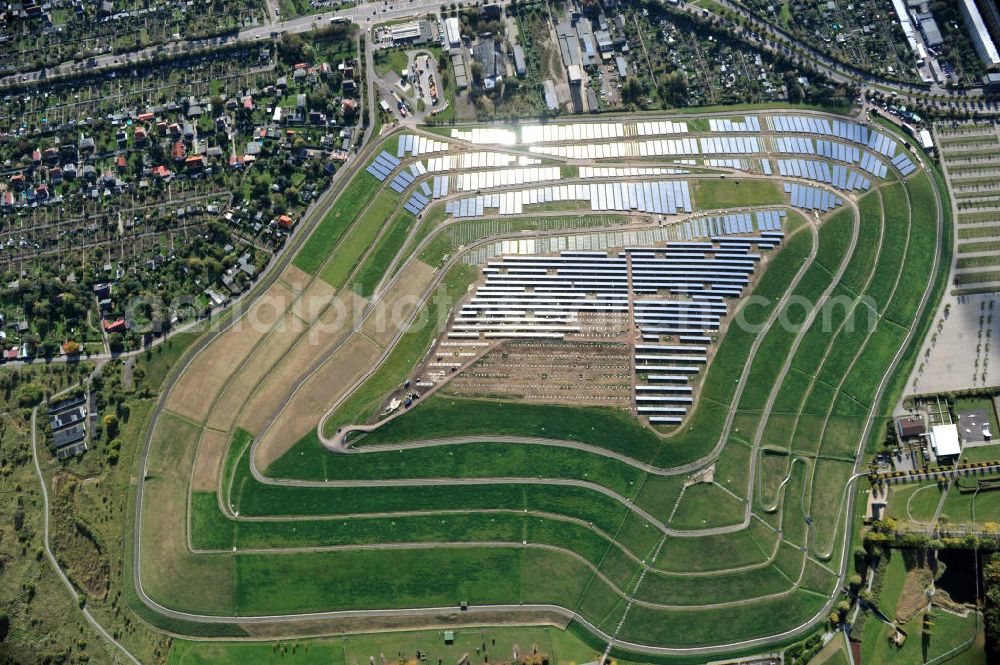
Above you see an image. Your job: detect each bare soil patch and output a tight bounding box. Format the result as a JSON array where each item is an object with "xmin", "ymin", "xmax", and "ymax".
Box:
[
  {"xmin": 167, "ymin": 283, "xmax": 294, "ymax": 421},
  {"xmin": 206, "ymin": 312, "xmax": 308, "ymax": 433},
  {"xmin": 238, "ymin": 291, "xmax": 368, "ymax": 436},
  {"xmin": 254, "ymin": 333, "xmax": 381, "ymax": 469},
  {"xmin": 291, "ymin": 279, "xmax": 338, "ymax": 325},
  {"xmin": 191, "ymin": 428, "xmax": 231, "ymax": 492},
  {"xmin": 443, "ymin": 340, "xmax": 632, "ymax": 408},
  {"xmin": 280, "ymin": 264, "xmax": 313, "ymax": 294},
  {"xmin": 360, "ymin": 260, "xmax": 437, "ymax": 348}
]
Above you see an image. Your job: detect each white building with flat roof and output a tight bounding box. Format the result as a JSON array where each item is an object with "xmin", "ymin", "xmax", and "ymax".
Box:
[
  {"xmin": 960, "ymin": 0, "xmax": 1000, "ymax": 66},
  {"xmin": 930, "ymin": 423, "xmax": 962, "ymax": 459},
  {"xmin": 445, "ymin": 17, "xmax": 462, "ymax": 48}
]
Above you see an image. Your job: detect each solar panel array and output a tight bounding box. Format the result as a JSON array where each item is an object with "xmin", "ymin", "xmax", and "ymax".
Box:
[
  {"xmin": 365, "ymin": 150, "xmax": 400, "ymax": 182},
  {"xmin": 767, "ymin": 115, "xmax": 869, "ymax": 144},
  {"xmin": 859, "ymin": 152, "xmax": 888, "ymax": 178},
  {"xmin": 709, "ymin": 116, "xmax": 762, "ymax": 132},
  {"xmin": 521, "ymin": 122, "xmax": 628, "ymax": 143},
  {"xmin": 404, "ymin": 191, "xmax": 430, "ymax": 216},
  {"xmin": 761, "ymin": 159, "xmax": 772, "ymax": 175},
  {"xmin": 785, "ymin": 182, "xmax": 843, "ymax": 211},
  {"xmin": 579, "ymin": 166, "xmax": 687, "ymax": 178},
  {"xmin": 706, "ymin": 158, "xmax": 747, "ymax": 170},
  {"xmin": 773, "ymin": 136, "xmax": 816, "ymax": 154},
  {"xmin": 774, "ymin": 136, "xmax": 889, "ymax": 180},
  {"xmin": 866, "ymin": 131, "xmax": 897, "ymax": 157},
  {"xmin": 426, "ymin": 152, "xmax": 538, "ymax": 172},
  {"xmin": 397, "ymin": 134, "xmax": 449, "ymax": 157},
  {"xmin": 815, "ymin": 139, "xmax": 861, "ymax": 164},
  {"xmin": 699, "ymin": 136, "xmax": 762, "ymax": 153},
  {"xmin": 432, "ymin": 175, "xmax": 449, "ymax": 199},
  {"xmin": 455, "ymin": 167, "xmax": 562, "ymax": 192},
  {"xmin": 776, "ymin": 159, "xmax": 871, "ymax": 191},
  {"xmin": 635, "ymin": 120, "xmax": 689, "ymax": 135},
  {"xmin": 450, "ymin": 127, "xmax": 518, "ymax": 145},
  {"xmin": 463, "ymin": 214, "xmax": 781, "ymax": 264},
  {"xmin": 682, "ymin": 210, "xmax": 786, "ymax": 237},
  {"xmin": 768, "ymin": 115, "xmax": 902, "ymax": 161},
  {"xmin": 892, "ymin": 152, "xmax": 917, "ymax": 176},
  {"xmin": 446, "ymin": 239, "xmax": 774, "ymax": 424},
  {"xmin": 445, "ymin": 180, "xmax": 693, "ymax": 218},
  {"xmin": 528, "ymin": 138, "xmax": 696, "ymax": 160}
]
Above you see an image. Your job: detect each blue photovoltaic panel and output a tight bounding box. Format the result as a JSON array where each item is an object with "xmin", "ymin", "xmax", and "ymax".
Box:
[{"xmin": 367, "ymin": 164, "xmax": 389, "ymax": 181}]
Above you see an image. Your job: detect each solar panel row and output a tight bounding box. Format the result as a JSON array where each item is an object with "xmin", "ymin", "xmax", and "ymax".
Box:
[
  {"xmin": 366, "ymin": 150, "xmax": 401, "ymax": 182},
  {"xmin": 815, "ymin": 139, "xmax": 861, "ymax": 164},
  {"xmin": 867, "ymin": 131, "xmax": 898, "ymax": 158},
  {"xmin": 859, "ymin": 152, "xmax": 889, "ymax": 179},
  {"xmin": 397, "ymin": 134, "xmax": 449, "ymax": 158},
  {"xmin": 699, "ymin": 136, "xmax": 762, "ymax": 154},
  {"xmin": 432, "ymin": 175, "xmax": 450, "ymax": 199},
  {"xmin": 773, "ymin": 136, "xmax": 816, "ymax": 154},
  {"xmin": 445, "ymin": 181, "xmax": 693, "ymax": 217},
  {"xmin": 776, "ymin": 159, "xmax": 871, "ymax": 191},
  {"xmin": 456, "ymin": 167, "xmax": 562, "ymax": 192},
  {"xmin": 706, "ymin": 158, "xmax": 745, "ymax": 170},
  {"xmin": 404, "ymin": 191, "xmax": 430, "ymax": 216},
  {"xmin": 709, "ymin": 116, "xmax": 762, "ymax": 132},
  {"xmin": 784, "ymin": 182, "xmax": 843, "ymax": 211},
  {"xmin": 521, "ymin": 122, "xmax": 630, "ymax": 143},
  {"xmin": 891, "ymin": 152, "xmax": 917, "ymax": 176},
  {"xmin": 529, "ymin": 138, "xmax": 699, "ymax": 159},
  {"xmin": 634, "ymin": 120, "xmax": 689, "ymax": 136},
  {"xmin": 426, "ymin": 152, "xmax": 535, "ymax": 172},
  {"xmin": 389, "ymin": 168, "xmax": 415, "ymax": 193},
  {"xmin": 579, "ymin": 166, "xmax": 686, "ymax": 178},
  {"xmin": 450, "ymin": 127, "xmax": 518, "ymax": 145}
]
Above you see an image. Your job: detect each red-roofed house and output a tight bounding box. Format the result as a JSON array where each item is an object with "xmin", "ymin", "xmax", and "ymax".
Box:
[
  {"xmin": 31, "ymin": 148, "xmax": 41, "ymax": 163},
  {"xmin": 134, "ymin": 126, "xmax": 148, "ymax": 143},
  {"xmin": 116, "ymin": 154, "xmax": 127, "ymax": 171},
  {"xmin": 185, "ymin": 155, "xmax": 205, "ymax": 169},
  {"xmin": 243, "ymin": 96, "xmax": 254, "ymax": 111},
  {"xmin": 3, "ymin": 347, "xmax": 18, "ymax": 361},
  {"xmin": 152, "ymin": 165, "xmax": 172, "ymax": 179},
  {"xmin": 277, "ymin": 214, "xmax": 294, "ymax": 229},
  {"xmin": 103, "ymin": 319, "xmax": 127, "ymax": 334},
  {"xmin": 137, "ymin": 112, "xmax": 155, "ymax": 122}
]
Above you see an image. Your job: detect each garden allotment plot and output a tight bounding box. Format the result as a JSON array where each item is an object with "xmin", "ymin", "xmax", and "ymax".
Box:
[{"xmin": 135, "ymin": 112, "xmax": 947, "ymax": 659}]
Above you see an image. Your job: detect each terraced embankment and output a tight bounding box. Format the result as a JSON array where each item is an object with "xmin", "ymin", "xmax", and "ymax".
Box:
[{"xmin": 129, "ymin": 111, "xmax": 948, "ymax": 659}]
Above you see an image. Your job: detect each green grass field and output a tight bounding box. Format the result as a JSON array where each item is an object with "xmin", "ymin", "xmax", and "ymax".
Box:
[
  {"xmin": 170, "ymin": 625, "xmax": 604, "ymax": 665},
  {"xmin": 692, "ymin": 178, "xmax": 785, "ymax": 209},
  {"xmin": 319, "ymin": 190, "xmax": 403, "ymax": 288}
]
